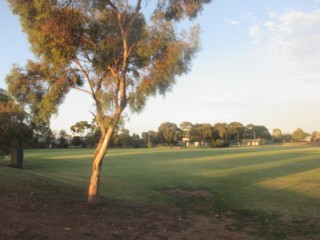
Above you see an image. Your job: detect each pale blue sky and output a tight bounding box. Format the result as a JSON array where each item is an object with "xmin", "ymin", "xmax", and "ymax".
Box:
[{"xmin": 1, "ymin": 0, "xmax": 320, "ymax": 135}]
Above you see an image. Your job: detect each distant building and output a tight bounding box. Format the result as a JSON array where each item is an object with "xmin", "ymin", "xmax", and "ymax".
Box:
[
  {"xmin": 181, "ymin": 128, "xmax": 190, "ymax": 146},
  {"xmin": 246, "ymin": 138, "xmax": 262, "ymax": 146},
  {"xmin": 305, "ymin": 136, "xmax": 312, "ymax": 142}
]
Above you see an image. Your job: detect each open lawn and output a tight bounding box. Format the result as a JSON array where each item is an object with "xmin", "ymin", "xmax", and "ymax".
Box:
[{"xmin": 1, "ymin": 144, "xmax": 320, "ymax": 239}]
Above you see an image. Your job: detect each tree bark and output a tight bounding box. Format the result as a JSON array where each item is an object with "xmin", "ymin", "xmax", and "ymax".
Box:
[{"xmin": 88, "ymin": 126, "xmax": 114, "ymax": 204}]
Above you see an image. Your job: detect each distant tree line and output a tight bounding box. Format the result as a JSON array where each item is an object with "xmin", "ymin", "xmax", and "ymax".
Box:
[
  {"xmin": 38, "ymin": 121, "xmax": 320, "ymax": 149},
  {"xmin": 1, "ymin": 87, "xmax": 319, "ymax": 154}
]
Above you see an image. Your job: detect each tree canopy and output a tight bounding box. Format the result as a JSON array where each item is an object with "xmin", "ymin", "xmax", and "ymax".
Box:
[
  {"xmin": 70, "ymin": 121, "xmax": 92, "ymax": 136},
  {"xmin": 158, "ymin": 122, "xmax": 181, "ymax": 145},
  {"xmin": 6, "ymin": 0, "xmax": 203, "ymax": 125},
  {"xmin": 293, "ymin": 128, "xmax": 307, "ymax": 141}
]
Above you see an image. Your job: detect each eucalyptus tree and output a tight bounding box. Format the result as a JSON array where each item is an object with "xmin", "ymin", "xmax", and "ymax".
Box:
[
  {"xmin": 245, "ymin": 124, "xmax": 271, "ymax": 140},
  {"xmin": 292, "ymin": 128, "xmax": 307, "ymax": 142},
  {"xmin": 228, "ymin": 122, "xmax": 244, "ymax": 141},
  {"xmin": 272, "ymin": 128, "xmax": 283, "ymax": 142},
  {"xmin": 213, "ymin": 122, "xmax": 228, "ymax": 141},
  {"xmin": 147, "ymin": 130, "xmax": 157, "ymax": 147},
  {"xmin": 189, "ymin": 124, "xmax": 201, "ymax": 143},
  {"xmin": 141, "ymin": 131, "xmax": 154, "ymax": 147},
  {"xmin": 198, "ymin": 123, "xmax": 213, "ymax": 143},
  {"xmin": 6, "ymin": 0, "xmax": 211, "ymax": 204},
  {"xmin": 189, "ymin": 123, "xmax": 213, "ymax": 144},
  {"xmin": 119, "ymin": 129, "xmax": 131, "ymax": 148},
  {"xmin": 253, "ymin": 125, "xmax": 271, "ymax": 139},
  {"xmin": 158, "ymin": 122, "xmax": 182, "ymax": 145}
]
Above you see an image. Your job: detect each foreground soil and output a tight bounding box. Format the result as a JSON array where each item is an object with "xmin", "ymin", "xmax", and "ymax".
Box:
[
  {"xmin": 0, "ymin": 182, "xmax": 260, "ymax": 240},
  {"xmin": 1, "ymin": 177, "xmax": 319, "ymax": 240}
]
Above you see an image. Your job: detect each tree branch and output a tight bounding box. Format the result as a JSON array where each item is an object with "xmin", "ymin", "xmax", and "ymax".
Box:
[
  {"xmin": 105, "ymin": 0, "xmax": 120, "ymax": 13},
  {"xmin": 73, "ymin": 57, "xmax": 95, "ymax": 96},
  {"xmin": 128, "ymin": 0, "xmax": 142, "ymax": 27},
  {"xmin": 70, "ymin": 86, "xmax": 93, "ymax": 96}
]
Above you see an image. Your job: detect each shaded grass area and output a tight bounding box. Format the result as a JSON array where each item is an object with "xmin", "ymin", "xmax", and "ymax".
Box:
[{"xmin": 1, "ymin": 145, "xmax": 320, "ymax": 239}]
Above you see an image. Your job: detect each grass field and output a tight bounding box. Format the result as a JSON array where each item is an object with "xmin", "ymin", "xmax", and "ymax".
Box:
[{"xmin": 1, "ymin": 144, "xmax": 320, "ymax": 239}]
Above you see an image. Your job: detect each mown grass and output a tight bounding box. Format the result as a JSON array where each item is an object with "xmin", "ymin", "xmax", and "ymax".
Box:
[{"xmin": 1, "ymin": 144, "xmax": 320, "ymax": 238}]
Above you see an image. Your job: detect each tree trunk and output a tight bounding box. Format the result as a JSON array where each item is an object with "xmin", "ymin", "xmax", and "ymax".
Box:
[
  {"xmin": 88, "ymin": 127, "xmax": 114, "ymax": 204},
  {"xmin": 9, "ymin": 148, "xmax": 24, "ymax": 168}
]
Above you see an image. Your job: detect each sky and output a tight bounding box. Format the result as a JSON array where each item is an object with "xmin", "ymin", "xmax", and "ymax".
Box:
[{"xmin": 1, "ymin": 0, "xmax": 320, "ymax": 135}]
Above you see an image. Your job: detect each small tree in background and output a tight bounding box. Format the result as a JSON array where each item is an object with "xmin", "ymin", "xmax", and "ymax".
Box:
[
  {"xmin": 228, "ymin": 122, "xmax": 245, "ymax": 142},
  {"xmin": 0, "ymin": 89, "xmax": 33, "ymax": 162},
  {"xmin": 120, "ymin": 129, "xmax": 132, "ymax": 148},
  {"xmin": 292, "ymin": 128, "xmax": 307, "ymax": 142},
  {"xmin": 70, "ymin": 121, "xmax": 92, "ymax": 137},
  {"xmin": 158, "ymin": 122, "xmax": 182, "ymax": 146},
  {"xmin": 57, "ymin": 130, "xmax": 69, "ymax": 148},
  {"xmin": 213, "ymin": 122, "xmax": 228, "ymax": 141},
  {"xmin": 272, "ymin": 128, "xmax": 283, "ymax": 142}
]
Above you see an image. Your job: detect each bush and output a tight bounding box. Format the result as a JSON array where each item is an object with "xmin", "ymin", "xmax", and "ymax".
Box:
[{"xmin": 211, "ymin": 139, "xmax": 230, "ymax": 148}]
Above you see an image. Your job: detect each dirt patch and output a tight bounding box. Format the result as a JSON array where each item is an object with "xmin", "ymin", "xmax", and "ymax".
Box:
[
  {"xmin": 166, "ymin": 188, "xmax": 214, "ymax": 199},
  {"xmin": 0, "ymin": 183, "xmax": 260, "ymax": 240}
]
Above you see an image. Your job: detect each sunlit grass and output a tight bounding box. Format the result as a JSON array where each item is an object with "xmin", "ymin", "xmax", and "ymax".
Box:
[
  {"xmin": 255, "ymin": 167, "xmax": 320, "ymax": 199},
  {"xmin": 197, "ymin": 154, "xmax": 319, "ymax": 178},
  {"xmin": 1, "ymin": 144, "xmax": 320, "ymax": 220}
]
